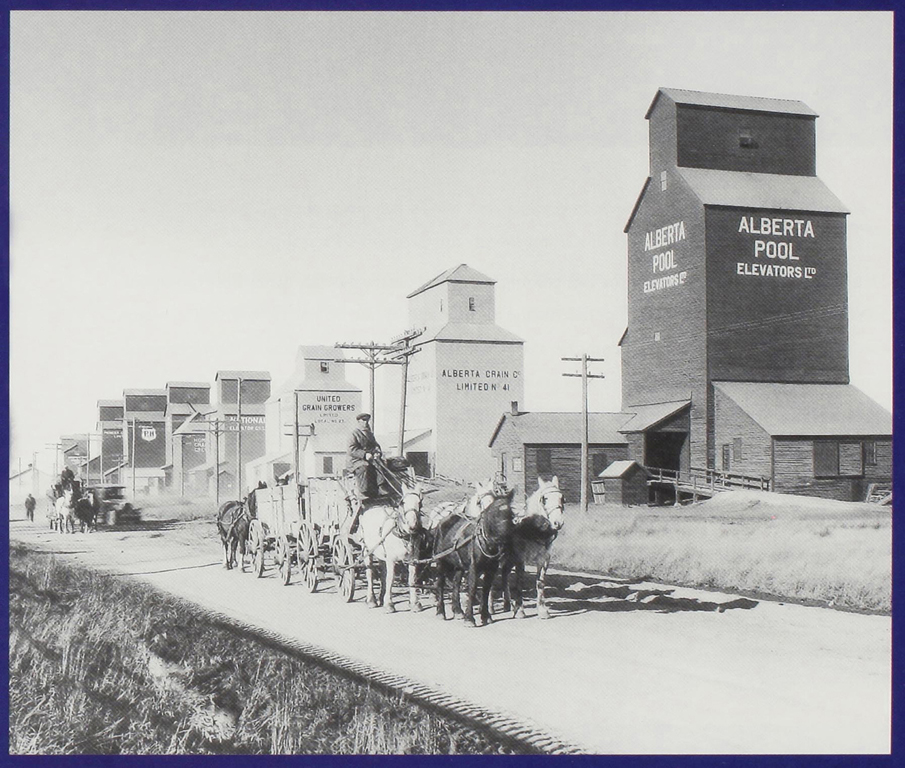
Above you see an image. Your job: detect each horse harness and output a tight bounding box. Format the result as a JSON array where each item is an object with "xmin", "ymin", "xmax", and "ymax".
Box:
[{"xmin": 223, "ymin": 501, "xmax": 248, "ymax": 539}]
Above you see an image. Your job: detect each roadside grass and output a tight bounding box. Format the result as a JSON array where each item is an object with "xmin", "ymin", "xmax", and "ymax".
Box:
[
  {"xmin": 551, "ymin": 490, "xmax": 891, "ymax": 613},
  {"xmin": 9, "ymin": 546, "xmax": 514, "ymax": 755}
]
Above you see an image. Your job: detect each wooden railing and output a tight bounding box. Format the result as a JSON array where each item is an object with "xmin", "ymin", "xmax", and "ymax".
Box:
[{"xmin": 646, "ymin": 465, "xmax": 771, "ymax": 494}]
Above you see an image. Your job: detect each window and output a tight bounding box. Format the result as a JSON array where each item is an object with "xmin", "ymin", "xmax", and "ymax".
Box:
[
  {"xmin": 813, "ymin": 441, "xmax": 839, "ymax": 478},
  {"xmin": 320, "ymin": 361, "xmax": 330, "ymax": 374},
  {"xmin": 468, "ymin": 297, "xmax": 476, "ymax": 311},
  {"xmin": 814, "ymin": 441, "xmax": 864, "ymax": 478},
  {"xmin": 721, "ymin": 444, "xmax": 731, "ymax": 471},
  {"xmin": 739, "ymin": 129, "xmax": 758, "ymax": 149},
  {"xmin": 323, "ymin": 456, "xmax": 334, "ymax": 475},
  {"xmin": 732, "ymin": 438, "xmax": 743, "ymax": 463},
  {"xmin": 536, "ymin": 448, "xmax": 552, "ymax": 476},
  {"xmin": 660, "ymin": 170, "xmax": 668, "ymax": 191},
  {"xmin": 864, "ymin": 441, "xmax": 877, "ymax": 466},
  {"xmin": 513, "ymin": 456, "xmax": 523, "ymax": 473}
]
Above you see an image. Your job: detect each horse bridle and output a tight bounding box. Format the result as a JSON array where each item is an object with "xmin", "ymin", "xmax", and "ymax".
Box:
[
  {"xmin": 541, "ymin": 489, "xmax": 564, "ymax": 516},
  {"xmin": 474, "ymin": 500, "xmax": 510, "ymax": 560},
  {"xmin": 392, "ymin": 489, "xmax": 422, "ymax": 539}
]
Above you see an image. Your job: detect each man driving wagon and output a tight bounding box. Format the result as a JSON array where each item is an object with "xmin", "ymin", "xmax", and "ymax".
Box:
[{"xmin": 346, "ymin": 412, "xmax": 414, "ymax": 532}]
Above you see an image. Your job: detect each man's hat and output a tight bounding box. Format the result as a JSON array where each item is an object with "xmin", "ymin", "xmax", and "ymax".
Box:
[{"xmin": 357, "ymin": 413, "xmax": 371, "ymax": 421}]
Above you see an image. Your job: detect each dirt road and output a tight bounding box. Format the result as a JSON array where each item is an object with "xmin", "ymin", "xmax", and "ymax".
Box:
[{"xmin": 9, "ymin": 512, "xmax": 890, "ymax": 754}]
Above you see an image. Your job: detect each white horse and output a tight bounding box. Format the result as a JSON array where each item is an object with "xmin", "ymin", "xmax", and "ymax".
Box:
[
  {"xmin": 53, "ymin": 486, "xmax": 79, "ymax": 534},
  {"xmin": 423, "ymin": 478, "xmax": 497, "ymax": 531},
  {"xmin": 500, "ymin": 476, "xmax": 565, "ymax": 620},
  {"xmin": 359, "ymin": 484, "xmax": 425, "ymax": 613}
]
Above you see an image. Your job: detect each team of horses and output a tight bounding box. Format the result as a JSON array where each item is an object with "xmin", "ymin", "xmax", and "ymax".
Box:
[
  {"xmin": 217, "ymin": 473, "xmax": 565, "ymax": 626},
  {"xmin": 47, "ymin": 481, "xmax": 101, "ymax": 534}
]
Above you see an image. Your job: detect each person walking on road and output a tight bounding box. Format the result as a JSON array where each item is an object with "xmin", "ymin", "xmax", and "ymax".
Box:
[{"xmin": 24, "ymin": 494, "xmax": 36, "ymax": 522}]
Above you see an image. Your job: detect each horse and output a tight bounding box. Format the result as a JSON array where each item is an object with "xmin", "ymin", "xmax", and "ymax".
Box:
[
  {"xmin": 422, "ymin": 478, "xmax": 497, "ymax": 530},
  {"xmin": 53, "ymin": 483, "xmax": 80, "ymax": 534},
  {"xmin": 73, "ymin": 488, "xmax": 101, "ymax": 533},
  {"xmin": 499, "ymin": 476, "xmax": 565, "ymax": 620},
  {"xmin": 216, "ymin": 499, "xmax": 251, "ymax": 571},
  {"xmin": 431, "ymin": 488, "xmax": 515, "ymax": 627},
  {"xmin": 359, "ymin": 484, "xmax": 426, "ymax": 613}
]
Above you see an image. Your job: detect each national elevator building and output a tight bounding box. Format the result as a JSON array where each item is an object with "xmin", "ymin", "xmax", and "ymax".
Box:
[{"xmin": 620, "ymin": 88, "xmax": 891, "ymax": 501}]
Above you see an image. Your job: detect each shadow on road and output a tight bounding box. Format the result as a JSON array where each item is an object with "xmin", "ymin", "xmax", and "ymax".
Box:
[{"xmin": 514, "ymin": 572, "xmax": 758, "ymax": 617}]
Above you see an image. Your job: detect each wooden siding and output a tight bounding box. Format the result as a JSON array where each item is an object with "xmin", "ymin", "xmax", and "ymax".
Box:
[
  {"xmin": 773, "ymin": 438, "xmax": 892, "ymax": 501},
  {"xmin": 524, "ymin": 444, "xmax": 629, "ymax": 507},
  {"xmin": 713, "ymin": 387, "xmax": 772, "ymax": 478},
  {"xmin": 676, "ymin": 104, "xmax": 816, "ymax": 176},
  {"xmin": 622, "ymin": 173, "xmax": 708, "ymax": 468},
  {"xmin": 706, "ymin": 208, "xmax": 849, "ymax": 385},
  {"xmin": 489, "ymin": 416, "xmax": 527, "ymax": 499}
]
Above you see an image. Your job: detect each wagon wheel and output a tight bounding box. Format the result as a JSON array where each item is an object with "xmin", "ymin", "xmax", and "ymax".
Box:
[
  {"xmin": 332, "ymin": 536, "xmax": 356, "ymax": 602},
  {"xmin": 249, "ymin": 519, "xmax": 265, "ymax": 578},
  {"xmin": 277, "ymin": 534, "xmax": 292, "ymax": 586},
  {"xmin": 297, "ymin": 521, "xmax": 318, "ymax": 593}
]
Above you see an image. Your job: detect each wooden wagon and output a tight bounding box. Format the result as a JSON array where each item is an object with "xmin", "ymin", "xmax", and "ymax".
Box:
[{"xmin": 246, "ymin": 477, "xmax": 361, "ymax": 598}]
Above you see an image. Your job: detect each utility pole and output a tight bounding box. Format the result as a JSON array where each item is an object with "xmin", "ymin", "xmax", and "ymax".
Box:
[
  {"xmin": 214, "ymin": 419, "xmax": 220, "ymax": 507},
  {"xmin": 334, "ymin": 331, "xmax": 421, "ymax": 438},
  {"xmin": 389, "ymin": 328, "xmax": 423, "ymax": 459},
  {"xmin": 32, "ymin": 451, "xmax": 38, "ymax": 496},
  {"xmin": 131, "ymin": 418, "xmax": 137, "ymax": 499},
  {"xmin": 562, "ymin": 354, "xmax": 606, "ymax": 513},
  {"xmin": 286, "ymin": 392, "xmax": 315, "ymax": 497},
  {"xmin": 45, "ymin": 443, "xmax": 62, "ymax": 480},
  {"xmin": 236, "ymin": 378, "xmax": 243, "ymax": 495},
  {"xmin": 334, "ymin": 341, "xmax": 399, "ymax": 433},
  {"xmin": 293, "ymin": 390, "xmax": 300, "ymax": 487}
]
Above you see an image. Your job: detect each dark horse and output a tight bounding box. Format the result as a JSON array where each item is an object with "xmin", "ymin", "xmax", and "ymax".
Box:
[
  {"xmin": 73, "ymin": 488, "xmax": 100, "ymax": 533},
  {"xmin": 500, "ymin": 476, "xmax": 565, "ymax": 620},
  {"xmin": 217, "ymin": 499, "xmax": 251, "ymax": 571},
  {"xmin": 431, "ymin": 488, "xmax": 515, "ymax": 627}
]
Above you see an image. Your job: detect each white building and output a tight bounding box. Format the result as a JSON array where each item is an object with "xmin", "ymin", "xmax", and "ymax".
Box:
[
  {"xmin": 403, "ymin": 264, "xmax": 524, "ymax": 482},
  {"xmin": 248, "ymin": 346, "xmax": 362, "ymax": 486}
]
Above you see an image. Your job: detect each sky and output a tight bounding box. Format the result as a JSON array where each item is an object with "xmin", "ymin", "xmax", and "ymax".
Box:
[{"xmin": 9, "ymin": 10, "xmax": 894, "ymax": 475}]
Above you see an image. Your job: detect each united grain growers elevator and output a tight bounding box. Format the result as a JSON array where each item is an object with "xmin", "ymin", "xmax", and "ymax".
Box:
[{"xmin": 621, "ymin": 88, "xmax": 891, "ymax": 501}]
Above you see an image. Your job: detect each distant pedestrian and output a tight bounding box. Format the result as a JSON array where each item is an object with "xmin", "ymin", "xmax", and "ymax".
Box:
[{"xmin": 24, "ymin": 494, "xmax": 36, "ymax": 522}]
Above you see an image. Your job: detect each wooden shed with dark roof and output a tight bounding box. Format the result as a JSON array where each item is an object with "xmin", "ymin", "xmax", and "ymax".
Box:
[
  {"xmin": 713, "ymin": 382, "xmax": 891, "ymax": 501},
  {"xmin": 489, "ymin": 405, "xmax": 633, "ymax": 504}
]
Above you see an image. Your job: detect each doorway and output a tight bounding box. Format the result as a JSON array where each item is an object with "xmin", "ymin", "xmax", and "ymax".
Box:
[{"xmin": 645, "ymin": 431, "xmax": 687, "ymax": 472}]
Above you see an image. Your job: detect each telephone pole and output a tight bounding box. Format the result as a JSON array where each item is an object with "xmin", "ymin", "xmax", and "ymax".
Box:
[
  {"xmin": 236, "ymin": 378, "xmax": 243, "ymax": 494},
  {"xmin": 389, "ymin": 328, "xmax": 423, "ymax": 458},
  {"xmin": 562, "ymin": 354, "xmax": 606, "ymax": 513},
  {"xmin": 335, "ymin": 332, "xmax": 422, "ymax": 444},
  {"xmin": 334, "ymin": 341, "xmax": 400, "ymax": 433}
]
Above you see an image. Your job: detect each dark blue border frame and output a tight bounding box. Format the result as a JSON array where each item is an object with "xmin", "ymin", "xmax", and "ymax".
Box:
[{"xmin": 2, "ymin": 2, "xmax": 901, "ymax": 766}]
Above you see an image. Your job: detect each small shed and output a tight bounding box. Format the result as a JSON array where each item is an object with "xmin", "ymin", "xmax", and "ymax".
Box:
[{"xmin": 594, "ymin": 460, "xmax": 649, "ymax": 506}]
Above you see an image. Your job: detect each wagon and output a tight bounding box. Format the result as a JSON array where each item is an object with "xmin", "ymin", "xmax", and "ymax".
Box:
[
  {"xmin": 246, "ymin": 477, "xmax": 363, "ymax": 598},
  {"xmin": 305, "ymin": 476, "xmax": 364, "ymax": 601}
]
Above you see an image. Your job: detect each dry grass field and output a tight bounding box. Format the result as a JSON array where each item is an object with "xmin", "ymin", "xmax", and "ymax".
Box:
[
  {"xmin": 552, "ymin": 490, "xmax": 892, "ymax": 613},
  {"xmin": 8, "ymin": 545, "xmax": 515, "ymax": 755}
]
